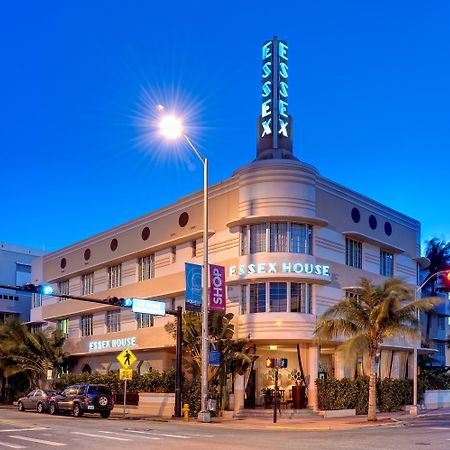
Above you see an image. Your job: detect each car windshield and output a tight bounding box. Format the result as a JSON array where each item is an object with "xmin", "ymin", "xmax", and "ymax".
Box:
[{"xmin": 87, "ymin": 385, "xmax": 111, "ymax": 395}]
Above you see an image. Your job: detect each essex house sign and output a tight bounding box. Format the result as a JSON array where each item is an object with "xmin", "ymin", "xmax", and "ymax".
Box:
[{"xmin": 229, "ymin": 262, "xmax": 331, "ymax": 277}]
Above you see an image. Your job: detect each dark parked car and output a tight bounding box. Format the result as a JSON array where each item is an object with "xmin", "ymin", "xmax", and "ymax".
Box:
[
  {"xmin": 49, "ymin": 384, "xmax": 114, "ymax": 418},
  {"xmin": 17, "ymin": 389, "xmax": 59, "ymax": 413}
]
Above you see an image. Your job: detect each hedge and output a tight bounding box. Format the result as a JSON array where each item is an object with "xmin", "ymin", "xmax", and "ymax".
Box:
[
  {"xmin": 53, "ymin": 368, "xmax": 175, "ymax": 393},
  {"xmin": 316, "ymin": 377, "xmax": 425, "ymax": 414}
]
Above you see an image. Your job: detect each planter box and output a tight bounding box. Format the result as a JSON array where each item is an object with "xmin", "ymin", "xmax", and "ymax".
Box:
[
  {"xmin": 322, "ymin": 409, "xmax": 356, "ymax": 419},
  {"xmin": 424, "ymin": 390, "xmax": 450, "ymax": 409},
  {"xmin": 136, "ymin": 393, "xmax": 175, "ymax": 418}
]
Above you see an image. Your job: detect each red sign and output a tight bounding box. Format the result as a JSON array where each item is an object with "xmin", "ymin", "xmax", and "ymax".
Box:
[{"xmin": 209, "ymin": 264, "xmax": 226, "ymax": 312}]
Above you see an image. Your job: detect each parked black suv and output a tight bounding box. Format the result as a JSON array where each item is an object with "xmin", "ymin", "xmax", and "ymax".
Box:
[{"xmin": 49, "ymin": 384, "xmax": 114, "ymax": 418}]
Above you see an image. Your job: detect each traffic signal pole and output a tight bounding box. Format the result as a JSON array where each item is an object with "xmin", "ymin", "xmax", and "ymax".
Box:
[{"xmin": 166, "ymin": 306, "xmax": 183, "ymax": 417}]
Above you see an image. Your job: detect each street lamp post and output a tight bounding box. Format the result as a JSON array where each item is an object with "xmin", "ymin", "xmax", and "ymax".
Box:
[
  {"xmin": 159, "ymin": 112, "xmax": 211, "ymax": 423},
  {"xmin": 411, "ymin": 269, "xmax": 448, "ymax": 416}
]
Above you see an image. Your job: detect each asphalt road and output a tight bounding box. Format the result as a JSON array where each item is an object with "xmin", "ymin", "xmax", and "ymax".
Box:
[{"xmin": 0, "ymin": 408, "xmax": 449, "ymax": 449}]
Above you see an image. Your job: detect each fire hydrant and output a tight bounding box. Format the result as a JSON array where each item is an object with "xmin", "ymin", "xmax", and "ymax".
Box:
[{"xmin": 182, "ymin": 403, "xmax": 190, "ymax": 421}]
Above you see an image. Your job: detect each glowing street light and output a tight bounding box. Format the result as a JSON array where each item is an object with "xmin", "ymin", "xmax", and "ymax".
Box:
[
  {"xmin": 158, "ymin": 107, "xmax": 211, "ymax": 423},
  {"xmin": 159, "ymin": 115, "xmax": 183, "ymax": 140}
]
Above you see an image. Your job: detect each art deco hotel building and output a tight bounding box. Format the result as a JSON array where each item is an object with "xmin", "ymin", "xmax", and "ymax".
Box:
[{"xmin": 30, "ymin": 38, "xmax": 424, "ymax": 410}]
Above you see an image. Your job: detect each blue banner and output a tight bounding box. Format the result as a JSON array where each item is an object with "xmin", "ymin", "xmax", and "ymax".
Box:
[
  {"xmin": 209, "ymin": 349, "xmax": 221, "ymax": 367},
  {"xmin": 185, "ymin": 263, "xmax": 202, "ymax": 312}
]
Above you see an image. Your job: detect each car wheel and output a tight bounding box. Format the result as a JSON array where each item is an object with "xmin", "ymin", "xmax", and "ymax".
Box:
[
  {"xmin": 49, "ymin": 402, "xmax": 57, "ymax": 415},
  {"xmin": 100, "ymin": 411, "xmax": 110, "ymax": 419},
  {"xmin": 72, "ymin": 403, "xmax": 83, "ymax": 417},
  {"xmin": 37, "ymin": 402, "xmax": 44, "ymax": 414},
  {"xmin": 18, "ymin": 401, "xmax": 25, "ymax": 412},
  {"xmin": 97, "ymin": 395, "xmax": 109, "ymax": 408}
]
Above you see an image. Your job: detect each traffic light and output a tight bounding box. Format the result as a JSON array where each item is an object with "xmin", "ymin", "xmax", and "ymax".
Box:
[
  {"xmin": 107, "ymin": 297, "xmax": 133, "ymax": 307},
  {"xmin": 121, "ymin": 298, "xmax": 133, "ymax": 308},
  {"xmin": 22, "ymin": 283, "xmax": 54, "ymax": 295},
  {"xmin": 441, "ymin": 271, "xmax": 450, "ymax": 290},
  {"xmin": 265, "ymin": 357, "xmax": 275, "ymax": 368},
  {"xmin": 280, "ymin": 358, "xmax": 288, "ymax": 369}
]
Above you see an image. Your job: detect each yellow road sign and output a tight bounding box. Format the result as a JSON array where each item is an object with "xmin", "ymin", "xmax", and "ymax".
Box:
[
  {"xmin": 119, "ymin": 368, "xmax": 133, "ymax": 381},
  {"xmin": 117, "ymin": 348, "xmax": 137, "ymax": 368}
]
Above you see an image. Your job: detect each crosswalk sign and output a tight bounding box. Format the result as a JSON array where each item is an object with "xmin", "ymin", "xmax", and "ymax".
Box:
[{"xmin": 117, "ymin": 348, "xmax": 136, "ymax": 368}]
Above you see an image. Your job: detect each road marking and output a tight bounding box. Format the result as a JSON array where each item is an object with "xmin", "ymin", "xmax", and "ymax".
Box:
[
  {"xmin": 9, "ymin": 436, "xmax": 65, "ymax": 447},
  {"xmin": 123, "ymin": 429, "xmax": 189, "ymax": 439},
  {"xmin": 71, "ymin": 432, "xmax": 130, "ymax": 441},
  {"xmin": 0, "ymin": 442, "xmax": 27, "ymax": 449},
  {"xmin": 98, "ymin": 431, "xmax": 160, "ymax": 440},
  {"xmin": 182, "ymin": 433, "xmax": 214, "ymax": 438},
  {"xmin": 0, "ymin": 428, "xmax": 48, "ymax": 433}
]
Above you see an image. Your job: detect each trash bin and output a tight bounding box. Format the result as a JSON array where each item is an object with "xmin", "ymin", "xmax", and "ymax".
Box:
[{"xmin": 207, "ymin": 397, "xmax": 218, "ymax": 412}]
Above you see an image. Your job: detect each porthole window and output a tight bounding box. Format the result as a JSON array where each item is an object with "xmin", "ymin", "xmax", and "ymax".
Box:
[
  {"xmin": 384, "ymin": 222, "xmax": 392, "ymax": 236},
  {"xmin": 142, "ymin": 227, "xmax": 150, "ymax": 241},
  {"xmin": 60, "ymin": 258, "xmax": 66, "ymax": 269},
  {"xmin": 84, "ymin": 249, "xmax": 91, "ymax": 261},
  {"xmin": 351, "ymin": 208, "xmax": 361, "ymax": 223},
  {"xmin": 369, "ymin": 215, "xmax": 377, "ymax": 230},
  {"xmin": 110, "ymin": 238, "xmax": 118, "ymax": 251},
  {"xmin": 179, "ymin": 212, "xmax": 189, "ymax": 227}
]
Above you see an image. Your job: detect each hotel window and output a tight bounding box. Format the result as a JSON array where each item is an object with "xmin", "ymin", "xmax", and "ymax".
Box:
[
  {"xmin": 345, "ymin": 290, "xmax": 361, "ymax": 302},
  {"xmin": 30, "ymin": 324, "xmax": 42, "ymax": 333},
  {"xmin": 291, "ymin": 283, "xmax": 312, "ymax": 313},
  {"xmin": 81, "ymin": 272, "xmax": 94, "ymax": 295},
  {"xmin": 241, "ymin": 285, "xmax": 247, "ymax": 314},
  {"xmin": 58, "ymin": 280, "xmax": 69, "ymax": 300},
  {"xmin": 139, "ymin": 255, "xmax": 155, "ymax": 281},
  {"xmin": 32, "ymin": 293, "xmax": 42, "ymax": 308},
  {"xmin": 269, "ymin": 282, "xmax": 288, "ymax": 312},
  {"xmin": 108, "ymin": 264, "xmax": 122, "ymax": 288},
  {"xmin": 250, "ymin": 224, "xmax": 267, "ymax": 254},
  {"xmin": 249, "ymin": 283, "xmax": 266, "ymax": 313},
  {"xmin": 80, "ymin": 314, "xmax": 93, "ymax": 337},
  {"xmin": 240, "ymin": 226, "xmax": 248, "ymax": 256},
  {"xmin": 58, "ymin": 318, "xmax": 69, "ymax": 337},
  {"xmin": 290, "ymin": 223, "xmax": 312, "ymax": 254},
  {"xmin": 345, "ymin": 238, "xmax": 362, "ymax": 269},
  {"xmin": 380, "ymin": 250, "xmax": 393, "ymax": 277},
  {"xmin": 16, "ymin": 263, "xmax": 31, "ymax": 286},
  {"xmin": 136, "ymin": 313, "xmax": 154, "ymax": 329},
  {"xmin": 106, "ymin": 310, "xmax": 121, "ymax": 333},
  {"xmin": 270, "ymin": 223, "xmax": 288, "ymax": 252}
]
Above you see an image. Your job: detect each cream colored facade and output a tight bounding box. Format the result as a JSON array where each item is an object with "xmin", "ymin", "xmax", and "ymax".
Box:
[{"xmin": 31, "ymin": 158, "xmax": 422, "ymax": 410}]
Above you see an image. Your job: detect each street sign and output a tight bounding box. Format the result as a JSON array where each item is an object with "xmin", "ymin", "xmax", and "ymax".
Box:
[
  {"xmin": 132, "ymin": 298, "xmax": 166, "ymax": 316},
  {"xmin": 120, "ymin": 368, "xmax": 133, "ymax": 381},
  {"xmin": 117, "ymin": 348, "xmax": 136, "ymax": 368}
]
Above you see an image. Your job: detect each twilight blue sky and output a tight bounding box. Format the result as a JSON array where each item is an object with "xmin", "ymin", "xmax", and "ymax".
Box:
[{"xmin": 1, "ymin": 1, "xmax": 449, "ymax": 252}]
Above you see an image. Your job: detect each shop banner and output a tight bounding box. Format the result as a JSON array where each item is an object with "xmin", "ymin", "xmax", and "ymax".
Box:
[
  {"xmin": 209, "ymin": 264, "xmax": 226, "ymax": 312},
  {"xmin": 185, "ymin": 263, "xmax": 202, "ymax": 312}
]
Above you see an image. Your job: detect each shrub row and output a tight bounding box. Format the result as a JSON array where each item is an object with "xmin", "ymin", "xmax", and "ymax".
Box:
[
  {"xmin": 53, "ymin": 368, "xmax": 175, "ymax": 393},
  {"xmin": 316, "ymin": 377, "xmax": 425, "ymax": 414}
]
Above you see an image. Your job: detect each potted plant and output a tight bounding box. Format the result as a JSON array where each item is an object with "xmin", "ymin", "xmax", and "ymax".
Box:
[
  {"xmin": 288, "ymin": 369, "xmax": 306, "ymax": 409},
  {"xmin": 261, "ymin": 387, "xmax": 274, "ymax": 408}
]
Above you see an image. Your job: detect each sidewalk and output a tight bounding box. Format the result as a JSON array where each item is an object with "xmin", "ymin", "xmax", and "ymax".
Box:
[{"xmin": 109, "ymin": 407, "xmax": 450, "ymax": 431}]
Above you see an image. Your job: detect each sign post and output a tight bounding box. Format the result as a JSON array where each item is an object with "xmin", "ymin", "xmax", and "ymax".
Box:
[{"xmin": 117, "ymin": 348, "xmax": 136, "ymax": 418}]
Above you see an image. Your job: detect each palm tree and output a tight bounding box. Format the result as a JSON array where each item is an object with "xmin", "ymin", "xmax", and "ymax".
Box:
[
  {"xmin": 314, "ymin": 278, "xmax": 439, "ymax": 421},
  {"xmin": 0, "ymin": 318, "xmax": 69, "ymax": 391},
  {"xmin": 423, "ymin": 239, "xmax": 450, "ymax": 341},
  {"xmin": 165, "ymin": 311, "xmax": 254, "ymax": 409}
]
